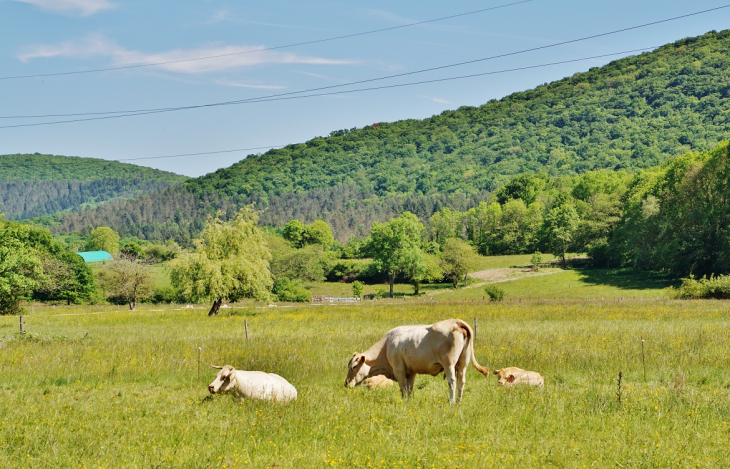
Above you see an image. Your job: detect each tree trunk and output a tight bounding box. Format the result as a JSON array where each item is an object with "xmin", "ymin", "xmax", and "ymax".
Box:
[
  {"xmin": 129, "ymin": 299, "xmax": 136, "ymax": 310},
  {"xmin": 208, "ymin": 298, "xmax": 223, "ymax": 316},
  {"xmin": 389, "ymin": 273, "xmax": 395, "ymax": 298}
]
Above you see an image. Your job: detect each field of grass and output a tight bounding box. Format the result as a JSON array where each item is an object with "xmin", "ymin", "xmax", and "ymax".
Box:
[
  {"xmin": 2, "ymin": 295, "xmax": 729, "ymax": 468},
  {"xmin": 470, "ymin": 253, "xmax": 559, "ymax": 271},
  {"xmin": 443, "ymin": 268, "xmax": 679, "ymax": 301}
]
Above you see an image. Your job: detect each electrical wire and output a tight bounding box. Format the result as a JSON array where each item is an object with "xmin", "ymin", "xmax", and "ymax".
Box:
[
  {"xmin": 117, "ymin": 145, "xmax": 287, "ymax": 161},
  {"xmin": 105, "ymin": 46, "xmax": 655, "ymax": 162},
  {"xmin": 1, "ymin": 3, "xmax": 727, "ymax": 127},
  {"xmin": 0, "ymin": 0, "xmax": 534, "ymax": 81},
  {"xmin": 0, "ymin": 47, "xmax": 661, "ymax": 130}
]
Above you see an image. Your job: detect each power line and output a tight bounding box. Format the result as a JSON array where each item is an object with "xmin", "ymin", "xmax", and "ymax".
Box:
[
  {"xmin": 116, "ymin": 145, "xmax": 287, "ymax": 161},
  {"xmin": 0, "ymin": 47, "xmax": 662, "ymax": 130},
  {"xmin": 0, "ymin": 0, "xmax": 534, "ymax": 81},
  {"xmin": 92, "ymin": 46, "xmax": 656, "ymax": 164},
  {"xmin": 1, "ymin": 3, "xmax": 726, "ymax": 128}
]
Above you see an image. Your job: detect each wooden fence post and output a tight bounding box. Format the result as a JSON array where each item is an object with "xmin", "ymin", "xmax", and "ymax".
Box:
[
  {"xmin": 197, "ymin": 347, "xmax": 201, "ymax": 382},
  {"xmin": 474, "ymin": 318, "xmax": 478, "ymax": 341},
  {"xmin": 245, "ymin": 320, "xmax": 249, "ymax": 341},
  {"xmin": 20, "ymin": 315, "xmax": 25, "ymax": 334}
]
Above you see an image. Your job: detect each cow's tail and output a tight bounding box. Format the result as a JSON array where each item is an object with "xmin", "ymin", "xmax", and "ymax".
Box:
[{"xmin": 456, "ymin": 319, "xmax": 490, "ymax": 378}]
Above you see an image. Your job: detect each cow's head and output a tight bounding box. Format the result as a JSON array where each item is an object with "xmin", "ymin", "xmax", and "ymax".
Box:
[
  {"xmin": 345, "ymin": 353, "xmax": 370, "ymax": 388},
  {"xmin": 209, "ymin": 365, "xmax": 237, "ymax": 394},
  {"xmin": 493, "ymin": 369, "xmax": 517, "ymax": 386}
]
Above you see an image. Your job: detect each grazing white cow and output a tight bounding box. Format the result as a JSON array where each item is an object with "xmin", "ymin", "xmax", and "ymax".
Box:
[
  {"xmin": 208, "ymin": 365, "xmax": 297, "ymax": 402},
  {"xmin": 493, "ymin": 367, "xmax": 545, "ymax": 387},
  {"xmin": 345, "ymin": 318, "xmax": 490, "ymax": 403}
]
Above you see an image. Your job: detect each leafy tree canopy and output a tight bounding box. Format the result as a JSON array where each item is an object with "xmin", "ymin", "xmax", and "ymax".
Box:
[{"xmin": 168, "ymin": 206, "xmax": 273, "ymax": 315}]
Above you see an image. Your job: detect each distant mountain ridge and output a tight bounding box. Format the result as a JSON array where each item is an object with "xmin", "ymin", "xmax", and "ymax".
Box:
[
  {"xmin": 0, "ymin": 153, "xmax": 187, "ymax": 220},
  {"xmin": 43, "ymin": 29, "xmax": 730, "ymax": 242}
]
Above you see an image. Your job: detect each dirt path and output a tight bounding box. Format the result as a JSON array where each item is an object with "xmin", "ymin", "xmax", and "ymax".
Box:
[{"xmin": 429, "ymin": 268, "xmax": 568, "ymax": 295}]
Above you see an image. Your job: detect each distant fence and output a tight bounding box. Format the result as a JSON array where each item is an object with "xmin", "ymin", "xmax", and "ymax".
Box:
[{"xmin": 311, "ymin": 296, "xmax": 362, "ymax": 303}]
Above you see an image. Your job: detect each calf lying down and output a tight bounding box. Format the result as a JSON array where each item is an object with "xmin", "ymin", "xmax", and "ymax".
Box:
[
  {"xmin": 493, "ymin": 367, "xmax": 544, "ymax": 387},
  {"xmin": 209, "ymin": 365, "xmax": 297, "ymax": 402},
  {"xmin": 358, "ymin": 375, "xmax": 395, "ymax": 389}
]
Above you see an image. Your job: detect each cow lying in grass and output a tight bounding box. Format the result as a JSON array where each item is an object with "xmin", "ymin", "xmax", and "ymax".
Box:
[
  {"xmin": 345, "ymin": 318, "xmax": 490, "ymax": 403},
  {"xmin": 493, "ymin": 367, "xmax": 545, "ymax": 387},
  {"xmin": 209, "ymin": 365, "xmax": 297, "ymax": 402},
  {"xmin": 359, "ymin": 375, "xmax": 394, "ymax": 389}
]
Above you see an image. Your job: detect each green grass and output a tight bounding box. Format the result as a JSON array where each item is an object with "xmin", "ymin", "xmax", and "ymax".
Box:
[
  {"xmin": 301, "ymin": 281, "xmax": 415, "ymax": 298},
  {"xmin": 471, "ymin": 253, "xmax": 559, "ymax": 271},
  {"xmin": 443, "ymin": 268, "xmax": 679, "ymax": 301},
  {"xmin": 1, "ymin": 297, "xmax": 729, "ymax": 468}
]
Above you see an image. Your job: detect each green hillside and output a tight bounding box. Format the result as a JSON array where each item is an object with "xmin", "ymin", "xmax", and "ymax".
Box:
[
  {"xmin": 52, "ymin": 30, "xmax": 730, "ymax": 242},
  {"xmin": 0, "ymin": 153, "xmax": 187, "ymax": 220}
]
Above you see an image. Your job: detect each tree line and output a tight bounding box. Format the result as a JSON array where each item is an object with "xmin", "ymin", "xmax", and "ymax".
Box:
[
  {"xmin": 28, "ymin": 30, "xmax": 730, "ymax": 244},
  {"xmin": 0, "ymin": 152, "xmax": 186, "ymax": 221}
]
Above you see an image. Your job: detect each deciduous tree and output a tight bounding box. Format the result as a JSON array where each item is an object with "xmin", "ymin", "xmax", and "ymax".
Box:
[
  {"xmin": 87, "ymin": 226, "xmax": 120, "ymax": 255},
  {"xmin": 168, "ymin": 207, "xmax": 272, "ymax": 316},
  {"xmin": 0, "ymin": 240, "xmax": 44, "ymax": 314},
  {"xmin": 368, "ymin": 212, "xmax": 425, "ymax": 297},
  {"xmin": 98, "ymin": 255, "xmax": 152, "ymax": 310},
  {"xmin": 440, "ymin": 238, "xmax": 478, "ymax": 289}
]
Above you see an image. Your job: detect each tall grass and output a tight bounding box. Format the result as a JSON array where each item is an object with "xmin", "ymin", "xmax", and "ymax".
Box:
[{"xmin": 1, "ymin": 298, "xmax": 729, "ymax": 468}]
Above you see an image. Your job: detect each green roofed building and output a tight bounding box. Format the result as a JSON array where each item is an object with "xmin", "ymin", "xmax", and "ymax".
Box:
[{"xmin": 77, "ymin": 251, "xmax": 114, "ymax": 263}]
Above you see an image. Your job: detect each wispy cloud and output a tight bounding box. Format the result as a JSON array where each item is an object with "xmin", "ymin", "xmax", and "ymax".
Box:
[
  {"xmin": 18, "ymin": 35, "xmax": 358, "ymax": 74},
  {"xmin": 363, "ymin": 9, "xmax": 415, "ymax": 24},
  {"xmin": 11, "ymin": 0, "xmax": 114, "ymax": 16},
  {"xmin": 208, "ymin": 9, "xmax": 228, "ymax": 24},
  {"xmin": 215, "ymin": 79, "xmax": 286, "ymax": 90},
  {"xmin": 421, "ymin": 95, "xmax": 450, "ymax": 104},
  {"xmin": 296, "ymin": 71, "xmax": 351, "ymax": 83}
]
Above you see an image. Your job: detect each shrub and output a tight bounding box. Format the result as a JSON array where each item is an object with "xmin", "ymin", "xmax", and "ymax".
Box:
[
  {"xmin": 352, "ymin": 280, "xmax": 364, "ymax": 298},
  {"xmin": 530, "ymin": 251, "xmax": 542, "ymax": 271},
  {"xmin": 325, "ymin": 260, "xmax": 363, "ymax": 282},
  {"xmin": 272, "ymin": 277, "xmax": 311, "ymax": 302},
  {"xmin": 271, "ymin": 245, "xmax": 326, "ymax": 282},
  {"xmin": 484, "ymin": 284, "xmax": 505, "ymax": 301},
  {"xmin": 671, "ymin": 275, "xmax": 730, "ymax": 299},
  {"xmin": 144, "ymin": 244, "xmax": 177, "ymax": 262},
  {"xmin": 150, "ymin": 286, "xmax": 179, "ymax": 304}
]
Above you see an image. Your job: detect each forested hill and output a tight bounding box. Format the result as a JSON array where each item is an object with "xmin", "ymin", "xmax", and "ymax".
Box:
[
  {"xmin": 54, "ymin": 29, "xmax": 730, "ymax": 242},
  {"xmin": 0, "ymin": 154, "xmax": 187, "ymax": 220}
]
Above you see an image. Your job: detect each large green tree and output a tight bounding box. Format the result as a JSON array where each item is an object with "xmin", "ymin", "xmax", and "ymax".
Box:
[
  {"xmin": 440, "ymin": 238, "xmax": 478, "ymax": 289},
  {"xmin": 368, "ymin": 212, "xmax": 425, "ymax": 297},
  {"xmin": 1, "ymin": 218, "xmax": 94, "ymax": 309},
  {"xmin": 543, "ymin": 204, "xmax": 580, "ymax": 265},
  {"xmin": 87, "ymin": 226, "xmax": 120, "ymax": 255},
  {"xmin": 0, "ymin": 239, "xmax": 44, "ymax": 314},
  {"xmin": 168, "ymin": 207, "xmax": 273, "ymax": 316},
  {"xmin": 98, "ymin": 255, "xmax": 153, "ymax": 310}
]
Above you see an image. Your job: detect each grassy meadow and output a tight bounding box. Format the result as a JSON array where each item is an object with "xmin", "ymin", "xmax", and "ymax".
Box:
[{"xmin": 2, "ymin": 288, "xmax": 730, "ymax": 468}]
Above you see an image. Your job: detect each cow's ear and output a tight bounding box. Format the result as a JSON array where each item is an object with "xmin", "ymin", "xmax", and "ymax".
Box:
[
  {"xmin": 493, "ymin": 369, "xmax": 500, "ymax": 375},
  {"xmin": 507, "ymin": 374, "xmax": 516, "ymax": 383},
  {"xmin": 358, "ymin": 354, "xmax": 366, "ymax": 364}
]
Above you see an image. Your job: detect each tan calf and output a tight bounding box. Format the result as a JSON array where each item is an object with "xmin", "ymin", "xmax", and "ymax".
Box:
[
  {"xmin": 493, "ymin": 367, "xmax": 544, "ymax": 387},
  {"xmin": 359, "ymin": 375, "xmax": 395, "ymax": 389}
]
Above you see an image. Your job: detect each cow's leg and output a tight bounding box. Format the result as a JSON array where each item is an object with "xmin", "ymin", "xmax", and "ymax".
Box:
[
  {"xmin": 405, "ymin": 373, "xmax": 416, "ymax": 398},
  {"xmin": 392, "ymin": 365, "xmax": 409, "ymax": 399},
  {"xmin": 456, "ymin": 366, "xmax": 466, "ymax": 402},
  {"xmin": 444, "ymin": 366, "xmax": 457, "ymax": 403}
]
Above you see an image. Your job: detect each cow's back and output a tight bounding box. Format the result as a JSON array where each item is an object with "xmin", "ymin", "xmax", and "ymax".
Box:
[{"xmin": 235, "ymin": 371, "xmax": 298, "ymax": 402}]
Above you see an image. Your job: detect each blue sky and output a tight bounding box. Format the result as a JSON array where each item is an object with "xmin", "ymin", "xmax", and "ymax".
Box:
[{"xmin": 2, "ymin": 0, "xmax": 730, "ymax": 177}]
